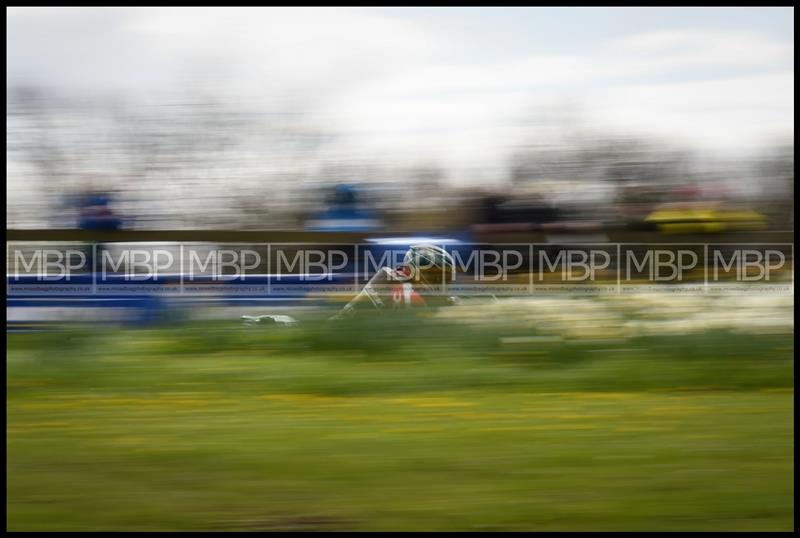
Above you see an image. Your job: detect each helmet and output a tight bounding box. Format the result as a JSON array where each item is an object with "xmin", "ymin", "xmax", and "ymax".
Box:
[{"xmin": 403, "ymin": 243, "xmax": 455, "ymax": 283}]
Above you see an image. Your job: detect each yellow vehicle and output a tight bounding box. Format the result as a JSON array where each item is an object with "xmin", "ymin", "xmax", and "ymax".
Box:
[{"xmin": 645, "ymin": 201, "xmax": 767, "ymax": 234}]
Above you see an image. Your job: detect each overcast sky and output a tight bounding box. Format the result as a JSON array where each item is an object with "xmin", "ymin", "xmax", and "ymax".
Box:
[{"xmin": 7, "ymin": 7, "xmax": 795, "ymax": 172}]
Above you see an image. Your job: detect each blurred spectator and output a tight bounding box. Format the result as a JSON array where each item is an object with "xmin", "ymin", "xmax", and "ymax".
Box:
[
  {"xmin": 305, "ymin": 184, "xmax": 384, "ymax": 232},
  {"xmin": 75, "ymin": 185, "xmax": 122, "ymax": 272},
  {"xmin": 471, "ymin": 191, "xmax": 560, "ymax": 231},
  {"xmin": 78, "ymin": 189, "xmax": 122, "ymax": 231}
]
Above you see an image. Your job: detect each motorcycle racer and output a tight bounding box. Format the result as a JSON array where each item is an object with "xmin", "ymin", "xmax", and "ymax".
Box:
[{"xmin": 331, "ymin": 243, "xmax": 457, "ymax": 320}]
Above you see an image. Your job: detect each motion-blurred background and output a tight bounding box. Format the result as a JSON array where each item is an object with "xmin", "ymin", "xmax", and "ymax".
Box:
[
  {"xmin": 6, "ymin": 7, "xmax": 795, "ymax": 532},
  {"xmin": 6, "ymin": 7, "xmax": 794, "ymax": 233}
]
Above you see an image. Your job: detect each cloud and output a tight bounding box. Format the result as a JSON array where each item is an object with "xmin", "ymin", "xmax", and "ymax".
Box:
[
  {"xmin": 320, "ymin": 26, "xmax": 793, "ymax": 164},
  {"xmin": 7, "ymin": 7, "xmax": 445, "ymax": 103},
  {"xmin": 589, "ymin": 71, "xmax": 794, "ymax": 148},
  {"xmin": 6, "ymin": 8, "xmax": 794, "ymax": 172},
  {"xmin": 606, "ymin": 28, "xmax": 792, "ymax": 65}
]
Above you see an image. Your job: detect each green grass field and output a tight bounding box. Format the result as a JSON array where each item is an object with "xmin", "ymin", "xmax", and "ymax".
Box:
[{"xmin": 7, "ymin": 317, "xmax": 795, "ymax": 531}]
